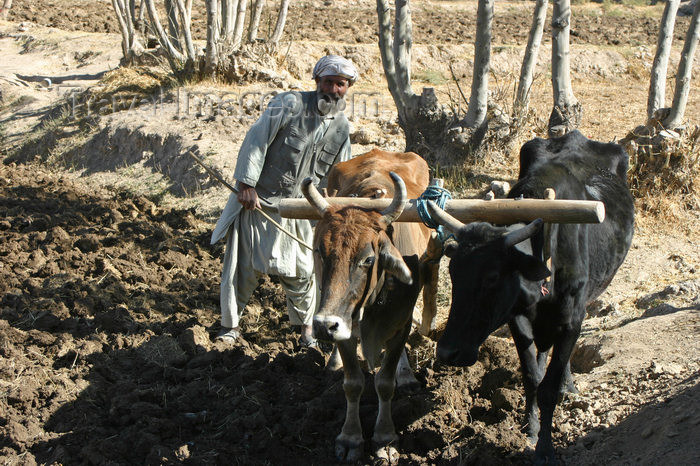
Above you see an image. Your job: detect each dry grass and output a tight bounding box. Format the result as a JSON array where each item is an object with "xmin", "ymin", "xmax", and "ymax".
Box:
[{"xmin": 91, "ymin": 66, "xmax": 176, "ymax": 109}]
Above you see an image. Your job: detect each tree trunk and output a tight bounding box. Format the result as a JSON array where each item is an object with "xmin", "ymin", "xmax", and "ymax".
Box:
[
  {"xmin": 145, "ymin": 0, "xmax": 185, "ymax": 62},
  {"xmin": 175, "ymin": 0, "xmax": 195, "ymax": 59},
  {"xmin": 165, "ymin": 0, "xmax": 182, "ymax": 53},
  {"xmin": 248, "ymin": 0, "xmax": 264, "ymax": 42},
  {"xmin": 231, "ymin": 0, "xmax": 248, "ymax": 49},
  {"xmin": 664, "ymin": 0, "xmax": 699, "ymax": 129},
  {"xmin": 647, "ymin": 0, "xmax": 680, "ymax": 119},
  {"xmin": 137, "ymin": 0, "xmax": 147, "ymax": 35},
  {"xmin": 515, "ymin": 0, "xmax": 549, "ymax": 114},
  {"xmin": 270, "ymin": 0, "xmax": 290, "ymax": 44},
  {"xmin": 463, "ymin": 0, "xmax": 493, "ymax": 129},
  {"xmin": 0, "ymin": 0, "xmax": 12, "ymax": 20},
  {"xmin": 549, "ymin": 0, "xmax": 581, "ymax": 137},
  {"xmin": 221, "ymin": 0, "xmax": 238, "ymax": 40},
  {"xmin": 205, "ymin": 0, "xmax": 220, "ymax": 75},
  {"xmin": 112, "ymin": 0, "xmax": 145, "ymax": 63}
]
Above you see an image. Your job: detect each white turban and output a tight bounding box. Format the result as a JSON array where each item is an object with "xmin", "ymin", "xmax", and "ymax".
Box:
[{"xmin": 312, "ymin": 55, "xmax": 359, "ymax": 84}]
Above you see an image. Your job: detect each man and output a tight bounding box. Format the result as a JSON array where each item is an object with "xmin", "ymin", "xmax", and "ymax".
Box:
[{"xmin": 211, "ymin": 55, "xmax": 358, "ymax": 346}]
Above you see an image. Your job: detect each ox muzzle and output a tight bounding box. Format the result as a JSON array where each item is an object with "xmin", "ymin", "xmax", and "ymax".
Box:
[{"xmin": 313, "ymin": 315, "xmax": 353, "ymax": 342}]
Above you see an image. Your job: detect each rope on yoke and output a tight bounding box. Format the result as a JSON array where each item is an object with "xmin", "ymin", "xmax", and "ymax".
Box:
[{"xmin": 416, "ymin": 184, "xmax": 453, "ymax": 242}]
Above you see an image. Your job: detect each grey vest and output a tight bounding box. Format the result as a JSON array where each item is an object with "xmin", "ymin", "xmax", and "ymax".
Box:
[{"xmin": 255, "ymin": 91, "xmax": 349, "ymax": 204}]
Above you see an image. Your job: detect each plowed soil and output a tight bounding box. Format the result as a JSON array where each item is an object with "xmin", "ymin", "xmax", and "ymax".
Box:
[
  {"xmin": 7, "ymin": 0, "xmax": 694, "ymax": 47},
  {"xmin": 1, "ymin": 1, "xmax": 700, "ymax": 465},
  {"xmin": 0, "ymin": 161, "xmax": 537, "ymax": 464}
]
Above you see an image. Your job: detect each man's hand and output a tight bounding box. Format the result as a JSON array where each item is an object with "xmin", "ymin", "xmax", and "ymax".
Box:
[{"xmin": 237, "ymin": 182, "xmax": 261, "ymax": 210}]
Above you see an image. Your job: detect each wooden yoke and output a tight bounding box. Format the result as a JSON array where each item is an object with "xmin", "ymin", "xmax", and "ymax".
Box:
[{"xmin": 279, "ymin": 196, "xmax": 605, "ymax": 224}]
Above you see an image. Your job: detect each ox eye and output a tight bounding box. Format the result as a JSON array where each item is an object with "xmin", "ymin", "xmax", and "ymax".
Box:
[{"xmin": 362, "ymin": 256, "xmax": 376, "ymax": 267}]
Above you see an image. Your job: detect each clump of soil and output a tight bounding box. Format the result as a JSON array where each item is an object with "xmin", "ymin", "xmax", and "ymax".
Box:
[{"xmin": 0, "ymin": 161, "xmax": 531, "ymax": 464}]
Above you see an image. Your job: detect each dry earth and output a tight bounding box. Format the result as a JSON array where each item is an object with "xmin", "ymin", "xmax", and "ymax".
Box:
[{"xmin": 1, "ymin": 1, "xmax": 700, "ymax": 465}]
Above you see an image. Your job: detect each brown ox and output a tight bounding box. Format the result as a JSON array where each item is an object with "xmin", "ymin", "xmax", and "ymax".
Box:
[{"xmin": 302, "ymin": 149, "xmax": 440, "ymax": 462}]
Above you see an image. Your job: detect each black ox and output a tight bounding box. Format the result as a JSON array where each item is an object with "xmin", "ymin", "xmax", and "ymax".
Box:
[{"xmin": 428, "ymin": 130, "xmax": 634, "ymax": 464}]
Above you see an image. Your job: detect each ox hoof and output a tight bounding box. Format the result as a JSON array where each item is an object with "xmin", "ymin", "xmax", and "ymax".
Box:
[
  {"xmin": 335, "ymin": 436, "xmax": 364, "ymax": 462},
  {"xmin": 534, "ymin": 443, "xmax": 558, "ymax": 465},
  {"xmin": 559, "ymin": 380, "xmax": 579, "ymax": 396},
  {"xmin": 521, "ymin": 420, "xmax": 540, "ymax": 444},
  {"xmin": 374, "ymin": 444, "xmax": 399, "ymax": 464}
]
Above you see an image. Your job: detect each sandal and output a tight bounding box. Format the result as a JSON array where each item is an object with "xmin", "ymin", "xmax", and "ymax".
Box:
[
  {"xmin": 215, "ymin": 327, "xmax": 240, "ymax": 343},
  {"xmin": 300, "ymin": 335, "xmax": 318, "ymax": 348}
]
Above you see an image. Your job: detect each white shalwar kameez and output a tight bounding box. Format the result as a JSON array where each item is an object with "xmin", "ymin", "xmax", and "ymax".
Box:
[{"xmin": 211, "ymin": 93, "xmax": 351, "ymax": 329}]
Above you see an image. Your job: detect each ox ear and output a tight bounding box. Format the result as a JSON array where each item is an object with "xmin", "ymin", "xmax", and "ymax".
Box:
[
  {"xmin": 511, "ymin": 249, "xmax": 551, "ymax": 281},
  {"xmin": 378, "ymin": 236, "xmax": 413, "ymax": 285}
]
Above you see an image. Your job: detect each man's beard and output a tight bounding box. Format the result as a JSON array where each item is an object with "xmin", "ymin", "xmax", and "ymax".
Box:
[{"xmin": 317, "ymin": 91, "xmax": 346, "ymax": 116}]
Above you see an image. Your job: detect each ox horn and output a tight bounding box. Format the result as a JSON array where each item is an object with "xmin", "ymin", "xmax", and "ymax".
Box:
[
  {"xmin": 503, "ymin": 219, "xmax": 544, "ymax": 247},
  {"xmin": 379, "ymin": 172, "xmax": 407, "ymax": 224},
  {"xmin": 425, "ymin": 200, "xmax": 464, "ymax": 233},
  {"xmin": 301, "ymin": 177, "xmax": 330, "ymax": 215}
]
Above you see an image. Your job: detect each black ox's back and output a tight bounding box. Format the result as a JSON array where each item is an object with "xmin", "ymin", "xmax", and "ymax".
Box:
[
  {"xmin": 433, "ymin": 130, "xmax": 634, "ymax": 464},
  {"xmin": 511, "ymin": 130, "xmax": 634, "ymax": 306}
]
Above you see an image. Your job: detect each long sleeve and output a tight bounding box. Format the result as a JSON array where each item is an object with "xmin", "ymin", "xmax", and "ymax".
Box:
[
  {"xmin": 233, "ymin": 92, "xmax": 299, "ymax": 187},
  {"xmin": 338, "ymin": 134, "xmax": 352, "ymax": 163}
]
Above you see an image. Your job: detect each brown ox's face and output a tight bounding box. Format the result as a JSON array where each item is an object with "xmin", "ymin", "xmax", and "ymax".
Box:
[{"xmin": 312, "ymin": 209, "xmax": 412, "ymax": 342}]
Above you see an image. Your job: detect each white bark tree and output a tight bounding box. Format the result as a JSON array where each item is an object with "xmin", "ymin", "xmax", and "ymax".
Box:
[
  {"xmin": 144, "ymin": 0, "xmax": 196, "ymax": 67},
  {"xmin": 515, "ymin": 0, "xmax": 549, "ymax": 114},
  {"xmin": 464, "ymin": 0, "xmax": 494, "ymax": 129},
  {"xmin": 664, "ymin": 0, "xmax": 700, "ymax": 129},
  {"xmin": 270, "ymin": 0, "xmax": 291, "ymax": 45},
  {"xmin": 248, "ymin": 0, "xmax": 265, "ymax": 42},
  {"xmin": 112, "ymin": 0, "xmax": 145, "ymax": 64},
  {"xmin": 548, "ymin": 0, "xmax": 581, "ymax": 137},
  {"xmin": 205, "ymin": 0, "xmax": 291, "ymax": 74},
  {"xmin": 376, "ymin": 0, "xmax": 495, "ymax": 160},
  {"xmin": 111, "ymin": 0, "xmax": 291, "ymax": 77},
  {"xmin": 647, "ymin": 0, "xmax": 680, "ymax": 119}
]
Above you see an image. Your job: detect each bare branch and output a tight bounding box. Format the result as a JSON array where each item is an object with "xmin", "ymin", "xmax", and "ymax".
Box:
[
  {"xmin": 112, "ymin": 0, "xmax": 132, "ymax": 57},
  {"xmin": 175, "ymin": 0, "xmax": 195, "ymax": 59},
  {"xmin": 549, "ymin": 0, "xmax": 581, "ymax": 135},
  {"xmin": 464, "ymin": 0, "xmax": 494, "ymax": 129},
  {"xmin": 648, "ymin": 0, "xmax": 680, "ymax": 119},
  {"xmin": 393, "ymin": 0, "xmax": 417, "ymax": 106},
  {"xmin": 376, "ymin": 0, "xmax": 402, "ymax": 107},
  {"xmin": 270, "ymin": 0, "xmax": 291, "ymax": 44},
  {"xmin": 248, "ymin": 0, "xmax": 265, "ymax": 42},
  {"xmin": 145, "ymin": 0, "xmax": 186, "ymax": 62},
  {"xmin": 665, "ymin": 0, "xmax": 700, "ymax": 129},
  {"xmin": 164, "ymin": 0, "xmax": 181, "ymax": 53},
  {"xmin": 206, "ymin": 0, "xmax": 220, "ymax": 74},
  {"xmin": 231, "ymin": 0, "xmax": 248, "ymax": 49},
  {"xmin": 515, "ymin": 0, "xmax": 548, "ymax": 112},
  {"xmin": 221, "ymin": 0, "xmax": 238, "ymax": 39}
]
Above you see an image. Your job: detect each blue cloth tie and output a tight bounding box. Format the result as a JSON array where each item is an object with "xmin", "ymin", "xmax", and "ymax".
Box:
[{"xmin": 416, "ymin": 185, "xmax": 453, "ymax": 242}]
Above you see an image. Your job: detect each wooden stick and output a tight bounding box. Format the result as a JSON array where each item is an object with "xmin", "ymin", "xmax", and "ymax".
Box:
[
  {"xmin": 186, "ymin": 151, "xmax": 313, "ymax": 250},
  {"xmin": 279, "ymin": 197, "xmax": 605, "ymax": 224}
]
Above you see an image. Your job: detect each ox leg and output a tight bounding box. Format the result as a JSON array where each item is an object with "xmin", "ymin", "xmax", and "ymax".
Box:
[
  {"xmin": 534, "ymin": 321, "xmax": 583, "ymax": 465},
  {"xmin": 395, "ymin": 348, "xmax": 421, "ymax": 394},
  {"xmin": 372, "ymin": 330, "xmax": 406, "ymax": 464},
  {"xmin": 335, "ymin": 337, "xmax": 365, "ymax": 462},
  {"xmin": 560, "ymin": 361, "xmax": 578, "ymax": 395},
  {"xmin": 418, "ymin": 232, "xmax": 441, "ymax": 337},
  {"xmin": 509, "ymin": 316, "xmax": 547, "ymax": 444}
]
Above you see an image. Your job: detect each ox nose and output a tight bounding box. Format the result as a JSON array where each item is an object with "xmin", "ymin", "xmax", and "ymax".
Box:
[{"xmin": 313, "ymin": 316, "xmax": 351, "ymax": 341}]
